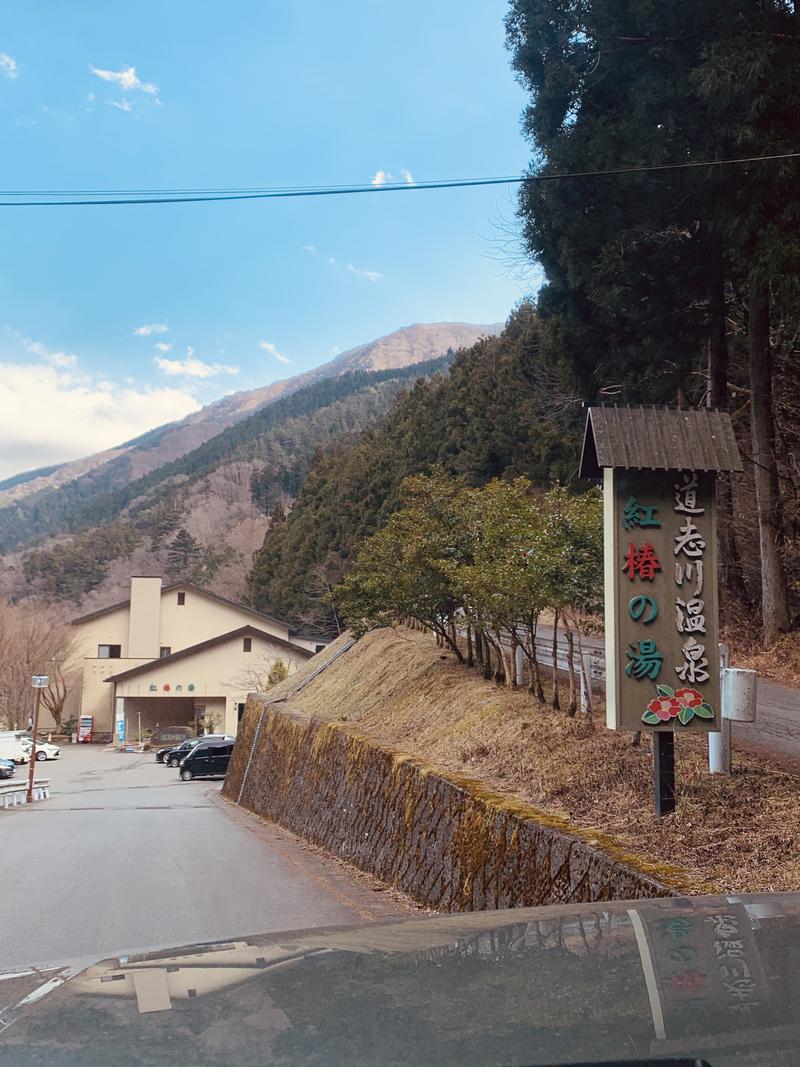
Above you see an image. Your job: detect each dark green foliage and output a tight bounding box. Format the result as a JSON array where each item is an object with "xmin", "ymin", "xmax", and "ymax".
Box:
[
  {"xmin": 166, "ymin": 528, "xmax": 202, "ymax": 577},
  {"xmin": 22, "ymin": 523, "xmax": 142, "ymax": 601},
  {"xmin": 137, "ymin": 499, "xmax": 184, "ymax": 549},
  {"xmin": 250, "ymin": 305, "xmax": 584, "ymax": 633},
  {"xmin": 505, "ymin": 0, "xmax": 734, "ymax": 404},
  {"xmin": 0, "ymin": 463, "xmax": 64, "ymax": 492}
]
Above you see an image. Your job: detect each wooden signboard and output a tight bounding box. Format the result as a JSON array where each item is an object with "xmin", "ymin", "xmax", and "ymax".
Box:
[{"xmin": 604, "ymin": 469, "xmax": 720, "ymax": 733}]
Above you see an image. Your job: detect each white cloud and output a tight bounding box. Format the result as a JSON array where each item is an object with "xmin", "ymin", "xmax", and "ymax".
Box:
[
  {"xmin": 322, "ymin": 254, "xmax": 382, "ymax": 283},
  {"xmin": 0, "ymin": 346, "xmax": 200, "ymax": 479},
  {"xmin": 89, "ymin": 64, "xmax": 158, "ymax": 95},
  {"xmin": 347, "ymin": 263, "xmax": 382, "ymax": 283},
  {"xmin": 155, "ymin": 347, "xmax": 239, "ymax": 378},
  {"xmin": 110, "ymin": 99, "xmax": 134, "ymax": 113},
  {"xmin": 134, "ymin": 322, "xmax": 169, "ymax": 337},
  {"xmin": 371, "ymin": 168, "xmax": 415, "ymax": 186},
  {"xmin": 9, "ymin": 331, "xmax": 79, "ymax": 368},
  {"xmin": 303, "ymin": 243, "xmax": 317, "ymax": 254},
  {"xmin": 258, "ymin": 340, "xmax": 293, "ymax": 365},
  {"xmin": 0, "ymin": 53, "xmax": 17, "ymax": 80},
  {"xmin": 154, "ymin": 341, "xmax": 173, "ymax": 353}
]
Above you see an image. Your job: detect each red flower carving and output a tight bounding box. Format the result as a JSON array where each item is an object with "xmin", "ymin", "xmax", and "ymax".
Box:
[
  {"xmin": 163, "ymin": 683, "xmax": 171, "ymax": 692},
  {"xmin": 647, "ymin": 696, "xmax": 682, "ymax": 721},
  {"xmin": 675, "ymin": 687, "xmax": 703, "ymax": 708}
]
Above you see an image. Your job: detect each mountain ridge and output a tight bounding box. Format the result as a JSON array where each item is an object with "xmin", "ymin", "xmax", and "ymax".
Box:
[
  {"xmin": 1, "ymin": 321, "xmax": 499, "ymax": 607},
  {"xmin": 1, "ymin": 321, "xmax": 499, "ymax": 508}
]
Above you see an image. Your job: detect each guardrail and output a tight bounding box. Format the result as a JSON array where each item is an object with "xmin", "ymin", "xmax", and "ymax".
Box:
[
  {"xmin": 529, "ymin": 638, "xmax": 606, "ymax": 680},
  {"xmin": 522, "ymin": 639, "xmax": 603, "ymax": 712},
  {"xmin": 0, "ymin": 778, "xmax": 50, "ymax": 808}
]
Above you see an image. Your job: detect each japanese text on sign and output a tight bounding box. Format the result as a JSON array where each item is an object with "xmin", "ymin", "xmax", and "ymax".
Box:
[{"xmin": 611, "ymin": 471, "xmax": 719, "ymax": 732}]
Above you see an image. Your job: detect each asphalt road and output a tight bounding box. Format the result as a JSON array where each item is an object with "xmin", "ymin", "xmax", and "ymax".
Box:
[
  {"xmin": 533, "ymin": 625, "xmax": 800, "ymax": 767},
  {"xmin": 1, "ymin": 747, "xmax": 413, "ymax": 973}
]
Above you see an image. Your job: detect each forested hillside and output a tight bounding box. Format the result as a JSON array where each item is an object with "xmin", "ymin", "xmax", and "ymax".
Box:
[
  {"xmin": 12, "ymin": 357, "xmax": 454, "ymax": 605},
  {"xmin": 250, "ymin": 304, "xmax": 584, "ymax": 633}
]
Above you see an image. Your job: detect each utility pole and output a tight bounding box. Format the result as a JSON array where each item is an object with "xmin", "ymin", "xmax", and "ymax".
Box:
[{"xmin": 27, "ymin": 675, "xmax": 49, "ymax": 803}]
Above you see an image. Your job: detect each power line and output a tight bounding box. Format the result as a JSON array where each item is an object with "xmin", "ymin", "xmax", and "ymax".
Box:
[{"xmin": 1, "ymin": 151, "xmax": 797, "ymax": 207}]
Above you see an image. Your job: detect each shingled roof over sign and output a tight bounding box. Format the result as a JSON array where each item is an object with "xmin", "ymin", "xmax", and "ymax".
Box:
[{"xmin": 579, "ymin": 406, "xmax": 744, "ymax": 479}]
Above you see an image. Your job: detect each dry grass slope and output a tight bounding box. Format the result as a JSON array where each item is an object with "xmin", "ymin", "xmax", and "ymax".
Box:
[{"xmin": 282, "ymin": 626, "xmax": 800, "ymax": 894}]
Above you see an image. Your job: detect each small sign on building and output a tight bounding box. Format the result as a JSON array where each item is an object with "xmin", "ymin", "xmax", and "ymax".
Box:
[{"xmin": 580, "ymin": 407, "xmax": 743, "ymax": 737}]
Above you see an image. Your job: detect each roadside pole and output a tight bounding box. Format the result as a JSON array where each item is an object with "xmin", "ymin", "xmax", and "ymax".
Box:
[
  {"xmin": 709, "ymin": 645, "xmax": 731, "ymax": 774},
  {"xmin": 27, "ymin": 675, "xmax": 49, "ymax": 803},
  {"xmin": 652, "ymin": 732, "xmax": 676, "ymax": 815}
]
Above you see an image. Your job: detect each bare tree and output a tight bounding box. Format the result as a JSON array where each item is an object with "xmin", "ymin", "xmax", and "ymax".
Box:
[
  {"xmin": 0, "ymin": 600, "xmax": 79, "ymax": 731},
  {"xmin": 223, "ymin": 654, "xmax": 290, "ymax": 697}
]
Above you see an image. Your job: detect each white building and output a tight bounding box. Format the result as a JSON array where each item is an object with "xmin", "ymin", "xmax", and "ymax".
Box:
[{"xmin": 59, "ymin": 576, "xmax": 323, "ymax": 740}]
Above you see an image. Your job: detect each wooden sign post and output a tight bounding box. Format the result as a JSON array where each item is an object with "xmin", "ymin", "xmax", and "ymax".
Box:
[{"xmin": 580, "ymin": 407, "xmax": 743, "ymax": 815}]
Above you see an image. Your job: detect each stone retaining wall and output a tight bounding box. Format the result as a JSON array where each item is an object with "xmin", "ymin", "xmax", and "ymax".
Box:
[{"xmin": 223, "ymin": 698, "xmax": 680, "ymax": 910}]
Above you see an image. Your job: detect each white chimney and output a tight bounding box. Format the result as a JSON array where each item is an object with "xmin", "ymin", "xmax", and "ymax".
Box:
[{"xmin": 127, "ymin": 576, "xmax": 162, "ymax": 659}]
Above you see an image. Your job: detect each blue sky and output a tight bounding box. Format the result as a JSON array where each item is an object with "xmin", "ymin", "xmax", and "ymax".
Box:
[{"xmin": 0, "ymin": 1, "xmax": 535, "ymax": 477}]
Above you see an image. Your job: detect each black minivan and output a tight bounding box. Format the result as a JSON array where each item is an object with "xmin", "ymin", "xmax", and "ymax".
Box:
[{"xmin": 179, "ymin": 738, "xmax": 234, "ymax": 780}]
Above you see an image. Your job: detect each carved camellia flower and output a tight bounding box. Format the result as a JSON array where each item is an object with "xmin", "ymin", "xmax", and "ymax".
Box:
[
  {"xmin": 675, "ymin": 687, "xmax": 704, "ymax": 709},
  {"xmin": 647, "ymin": 696, "xmax": 682, "ymax": 721}
]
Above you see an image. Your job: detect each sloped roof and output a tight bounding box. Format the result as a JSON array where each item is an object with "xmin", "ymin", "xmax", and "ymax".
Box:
[
  {"xmin": 104, "ymin": 625, "xmax": 313, "ymax": 683},
  {"xmin": 579, "ymin": 406, "xmax": 743, "ymax": 479},
  {"xmin": 72, "ymin": 580, "xmax": 289, "ymax": 633}
]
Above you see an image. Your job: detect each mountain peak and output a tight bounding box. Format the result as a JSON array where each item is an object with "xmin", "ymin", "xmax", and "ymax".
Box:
[{"xmin": 0, "ymin": 321, "xmax": 499, "ymax": 507}]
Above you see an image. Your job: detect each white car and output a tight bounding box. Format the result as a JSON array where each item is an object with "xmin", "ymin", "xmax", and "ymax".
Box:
[{"xmin": 21, "ymin": 738, "xmax": 61, "ymax": 762}]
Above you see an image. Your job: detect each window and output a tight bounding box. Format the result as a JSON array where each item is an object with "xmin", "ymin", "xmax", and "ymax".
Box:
[
  {"xmin": 243, "ymin": 637, "xmax": 252, "ymax": 652},
  {"xmin": 97, "ymin": 645, "xmax": 121, "ymax": 659},
  {"xmin": 315, "ymin": 644, "xmax": 326, "ymax": 654},
  {"xmin": 177, "ymin": 592, "xmax": 185, "ymax": 606},
  {"xmin": 159, "ymin": 647, "xmax": 172, "ymax": 658}
]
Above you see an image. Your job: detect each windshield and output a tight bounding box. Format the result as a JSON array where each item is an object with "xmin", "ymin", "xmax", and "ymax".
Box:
[{"xmin": 2, "ymin": 895, "xmax": 800, "ymax": 1066}]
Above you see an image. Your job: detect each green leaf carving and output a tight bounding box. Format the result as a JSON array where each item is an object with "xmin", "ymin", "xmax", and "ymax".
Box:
[
  {"xmin": 678, "ymin": 706, "xmax": 695, "ymax": 725},
  {"xmin": 656, "ymin": 684, "xmax": 675, "ymax": 698},
  {"xmin": 642, "ymin": 710, "xmax": 662, "ymax": 725},
  {"xmin": 694, "ymin": 704, "xmax": 714, "ymax": 719}
]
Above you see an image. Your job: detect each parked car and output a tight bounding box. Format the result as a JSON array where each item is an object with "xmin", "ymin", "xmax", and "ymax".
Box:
[
  {"xmin": 162, "ymin": 735, "xmax": 232, "ymax": 768},
  {"xmin": 0, "ymin": 757, "xmax": 15, "ymax": 779},
  {"xmin": 21, "ymin": 739, "xmax": 61, "ymax": 762},
  {"xmin": 155, "ymin": 741, "xmax": 186, "ymax": 764},
  {"xmin": 179, "ymin": 738, "xmax": 234, "ymax": 780}
]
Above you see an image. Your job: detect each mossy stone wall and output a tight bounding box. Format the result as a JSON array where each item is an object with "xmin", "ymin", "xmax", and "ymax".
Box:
[{"xmin": 223, "ymin": 698, "xmax": 679, "ymax": 910}]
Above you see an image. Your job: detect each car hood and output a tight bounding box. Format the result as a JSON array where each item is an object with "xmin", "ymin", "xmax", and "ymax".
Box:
[{"xmin": 1, "ymin": 892, "xmax": 800, "ymax": 1066}]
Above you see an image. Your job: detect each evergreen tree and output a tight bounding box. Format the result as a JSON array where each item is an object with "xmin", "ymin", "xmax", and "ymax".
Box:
[
  {"xmin": 166, "ymin": 528, "xmax": 202, "ymax": 578},
  {"xmin": 506, "ymin": 0, "xmax": 800, "ymax": 643}
]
